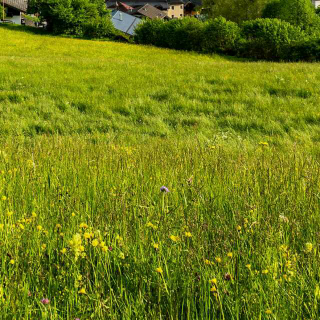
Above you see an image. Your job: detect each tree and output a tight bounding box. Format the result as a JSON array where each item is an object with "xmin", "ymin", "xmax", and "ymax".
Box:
[
  {"xmin": 203, "ymin": 0, "xmax": 272, "ymax": 23},
  {"xmin": 263, "ymin": 0, "xmax": 320, "ymax": 33},
  {"xmin": 28, "ymin": 0, "xmax": 115, "ymax": 38},
  {"xmin": 0, "ymin": 4, "xmax": 6, "ymax": 21}
]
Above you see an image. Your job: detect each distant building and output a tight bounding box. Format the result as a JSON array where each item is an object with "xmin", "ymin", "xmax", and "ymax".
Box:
[
  {"xmin": 107, "ymin": 0, "xmax": 185, "ymax": 19},
  {"xmin": 313, "ymin": 0, "xmax": 320, "ymax": 8},
  {"xmin": 1, "ymin": 0, "xmax": 27, "ymax": 24},
  {"xmin": 131, "ymin": 4, "xmax": 168, "ymax": 19},
  {"xmin": 111, "ymin": 10, "xmax": 142, "ymax": 35}
]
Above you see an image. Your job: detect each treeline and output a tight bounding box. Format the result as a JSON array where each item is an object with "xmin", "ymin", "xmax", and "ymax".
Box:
[{"xmin": 134, "ymin": 0, "xmax": 320, "ymax": 61}]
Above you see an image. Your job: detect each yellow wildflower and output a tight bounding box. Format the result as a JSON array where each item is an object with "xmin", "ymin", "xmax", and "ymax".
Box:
[
  {"xmin": 210, "ymin": 286, "xmax": 217, "ymax": 292},
  {"xmin": 236, "ymin": 225, "xmax": 241, "ymax": 231},
  {"xmin": 36, "ymin": 225, "xmax": 42, "ymax": 231},
  {"xmin": 170, "ymin": 235, "xmax": 179, "ymax": 242},
  {"xmin": 78, "ymin": 288, "xmax": 86, "ymax": 294},
  {"xmin": 79, "ymin": 223, "xmax": 88, "ymax": 229},
  {"xmin": 60, "ymin": 248, "xmax": 67, "ymax": 254},
  {"xmin": 227, "ymin": 252, "xmax": 233, "ymax": 258},
  {"xmin": 9, "ymin": 259, "xmax": 15, "ymax": 265},
  {"xmin": 215, "ymin": 257, "xmax": 222, "ymax": 263},
  {"xmin": 259, "ymin": 142, "xmax": 269, "ymax": 146},
  {"xmin": 153, "ymin": 243, "xmax": 159, "ymax": 249},
  {"xmin": 32, "ymin": 212, "xmax": 37, "ymax": 218},
  {"xmin": 42, "ymin": 244, "xmax": 47, "ymax": 250},
  {"xmin": 246, "ymin": 264, "xmax": 251, "ymax": 270},
  {"xmin": 209, "ymin": 278, "xmax": 217, "ymax": 285},
  {"xmin": 265, "ymin": 309, "xmax": 272, "ymax": 314},
  {"xmin": 71, "ymin": 212, "xmax": 76, "ymax": 217},
  {"xmin": 84, "ymin": 232, "xmax": 91, "ymax": 239},
  {"xmin": 2, "ymin": 196, "xmax": 7, "ymax": 201},
  {"xmin": 204, "ymin": 259, "xmax": 212, "ymax": 265},
  {"xmin": 92, "ymin": 239, "xmax": 99, "ymax": 247},
  {"xmin": 185, "ymin": 232, "xmax": 192, "ymax": 238},
  {"xmin": 262, "ymin": 269, "xmax": 269, "ymax": 274},
  {"xmin": 156, "ymin": 267, "xmax": 163, "ymax": 274},
  {"xmin": 56, "ymin": 224, "xmax": 62, "ymax": 229}
]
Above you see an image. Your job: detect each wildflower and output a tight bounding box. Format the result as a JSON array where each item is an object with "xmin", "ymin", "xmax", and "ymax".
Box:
[
  {"xmin": 92, "ymin": 239, "xmax": 99, "ymax": 247},
  {"xmin": 78, "ymin": 288, "xmax": 86, "ymax": 294},
  {"xmin": 42, "ymin": 244, "xmax": 47, "ymax": 250},
  {"xmin": 119, "ymin": 252, "xmax": 125, "ymax": 259},
  {"xmin": 153, "ymin": 243, "xmax": 159, "ymax": 249},
  {"xmin": 60, "ymin": 248, "xmax": 67, "ymax": 254},
  {"xmin": 185, "ymin": 232, "xmax": 192, "ymax": 238},
  {"xmin": 56, "ymin": 224, "xmax": 62, "ymax": 229},
  {"xmin": 146, "ymin": 222, "xmax": 157, "ymax": 230},
  {"xmin": 9, "ymin": 259, "xmax": 15, "ymax": 265},
  {"xmin": 81, "ymin": 232, "xmax": 89, "ymax": 240},
  {"xmin": 160, "ymin": 186, "xmax": 170, "ymax": 193},
  {"xmin": 246, "ymin": 264, "xmax": 251, "ymax": 270},
  {"xmin": 2, "ymin": 196, "xmax": 7, "ymax": 201},
  {"xmin": 41, "ymin": 298, "xmax": 50, "ymax": 305},
  {"xmin": 215, "ymin": 257, "xmax": 222, "ymax": 263},
  {"xmin": 19, "ymin": 224, "xmax": 24, "ymax": 230},
  {"xmin": 259, "ymin": 142, "xmax": 269, "ymax": 146},
  {"xmin": 210, "ymin": 286, "xmax": 217, "ymax": 292},
  {"xmin": 305, "ymin": 242, "xmax": 313, "ymax": 253},
  {"xmin": 156, "ymin": 267, "xmax": 163, "ymax": 274},
  {"xmin": 236, "ymin": 226, "xmax": 241, "ymax": 231},
  {"xmin": 265, "ymin": 309, "xmax": 272, "ymax": 315},
  {"xmin": 79, "ymin": 223, "xmax": 88, "ymax": 229},
  {"xmin": 209, "ymin": 278, "xmax": 217, "ymax": 285},
  {"xmin": 71, "ymin": 212, "xmax": 76, "ymax": 217},
  {"xmin": 227, "ymin": 252, "xmax": 233, "ymax": 258},
  {"xmin": 7, "ymin": 211, "xmax": 13, "ymax": 217},
  {"xmin": 32, "ymin": 212, "xmax": 37, "ymax": 218},
  {"xmin": 170, "ymin": 235, "xmax": 179, "ymax": 242},
  {"xmin": 262, "ymin": 269, "xmax": 269, "ymax": 274},
  {"xmin": 204, "ymin": 259, "xmax": 212, "ymax": 265},
  {"xmin": 36, "ymin": 225, "xmax": 42, "ymax": 231}
]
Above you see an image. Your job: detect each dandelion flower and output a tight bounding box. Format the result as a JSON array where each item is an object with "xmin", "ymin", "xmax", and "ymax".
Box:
[
  {"xmin": 246, "ymin": 264, "xmax": 251, "ymax": 270},
  {"xmin": 2, "ymin": 196, "xmax": 7, "ymax": 201},
  {"xmin": 60, "ymin": 248, "xmax": 67, "ymax": 254},
  {"xmin": 78, "ymin": 288, "xmax": 86, "ymax": 294},
  {"xmin": 227, "ymin": 252, "xmax": 233, "ymax": 258},
  {"xmin": 153, "ymin": 243, "xmax": 159, "ymax": 249},
  {"xmin": 215, "ymin": 257, "xmax": 222, "ymax": 263},
  {"xmin": 265, "ymin": 309, "xmax": 272, "ymax": 314},
  {"xmin": 92, "ymin": 239, "xmax": 99, "ymax": 247},
  {"xmin": 262, "ymin": 269, "xmax": 269, "ymax": 274},
  {"xmin": 9, "ymin": 259, "xmax": 15, "ymax": 265},
  {"xmin": 156, "ymin": 267, "xmax": 163, "ymax": 274},
  {"xmin": 209, "ymin": 278, "xmax": 217, "ymax": 285},
  {"xmin": 170, "ymin": 235, "xmax": 179, "ymax": 242},
  {"xmin": 204, "ymin": 259, "xmax": 212, "ymax": 265},
  {"xmin": 79, "ymin": 223, "xmax": 88, "ymax": 229},
  {"xmin": 37, "ymin": 225, "xmax": 42, "ymax": 231},
  {"xmin": 236, "ymin": 226, "xmax": 241, "ymax": 231},
  {"xmin": 185, "ymin": 232, "xmax": 192, "ymax": 238}
]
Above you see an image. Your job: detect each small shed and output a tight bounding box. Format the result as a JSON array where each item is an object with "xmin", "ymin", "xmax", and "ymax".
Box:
[{"xmin": 111, "ymin": 10, "xmax": 142, "ymax": 36}]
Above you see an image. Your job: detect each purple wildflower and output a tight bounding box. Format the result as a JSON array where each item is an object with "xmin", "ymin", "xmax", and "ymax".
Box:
[
  {"xmin": 41, "ymin": 298, "xmax": 50, "ymax": 305},
  {"xmin": 160, "ymin": 186, "xmax": 170, "ymax": 193}
]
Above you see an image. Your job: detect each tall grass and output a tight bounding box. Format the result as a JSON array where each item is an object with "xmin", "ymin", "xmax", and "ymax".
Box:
[{"xmin": 1, "ymin": 25, "xmax": 320, "ymax": 319}]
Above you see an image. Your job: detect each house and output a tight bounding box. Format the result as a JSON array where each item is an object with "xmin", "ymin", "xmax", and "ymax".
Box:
[
  {"xmin": 111, "ymin": 10, "xmax": 142, "ymax": 35},
  {"xmin": 313, "ymin": 0, "xmax": 320, "ymax": 8},
  {"xmin": 1, "ymin": 0, "xmax": 27, "ymax": 24},
  {"xmin": 183, "ymin": 0, "xmax": 201, "ymax": 16},
  {"xmin": 107, "ymin": 0, "xmax": 184, "ymax": 19},
  {"xmin": 131, "ymin": 4, "xmax": 168, "ymax": 19}
]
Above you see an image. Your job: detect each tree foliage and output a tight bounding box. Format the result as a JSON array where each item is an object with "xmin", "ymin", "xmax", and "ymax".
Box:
[
  {"xmin": 28, "ymin": 0, "xmax": 115, "ymax": 38},
  {"xmin": 203, "ymin": 0, "xmax": 271, "ymax": 23}
]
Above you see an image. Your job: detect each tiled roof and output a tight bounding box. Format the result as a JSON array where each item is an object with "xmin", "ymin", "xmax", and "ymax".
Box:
[
  {"xmin": 3, "ymin": 0, "xmax": 28, "ymax": 12},
  {"xmin": 133, "ymin": 4, "xmax": 167, "ymax": 19}
]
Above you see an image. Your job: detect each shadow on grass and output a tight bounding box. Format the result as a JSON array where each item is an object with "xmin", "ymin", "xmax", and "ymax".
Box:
[{"xmin": 0, "ymin": 23, "xmax": 50, "ymax": 36}]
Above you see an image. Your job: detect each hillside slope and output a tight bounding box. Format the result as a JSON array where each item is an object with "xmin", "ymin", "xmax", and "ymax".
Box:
[{"xmin": 1, "ymin": 25, "xmax": 320, "ymax": 145}]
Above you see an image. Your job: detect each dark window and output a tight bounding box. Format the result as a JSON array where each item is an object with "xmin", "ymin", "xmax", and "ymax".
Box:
[
  {"xmin": 180, "ymin": 5, "xmax": 183, "ymax": 9},
  {"xmin": 180, "ymin": 14, "xmax": 182, "ymax": 16},
  {"xmin": 172, "ymin": 14, "xmax": 174, "ymax": 18},
  {"xmin": 171, "ymin": 6, "xmax": 174, "ymax": 9}
]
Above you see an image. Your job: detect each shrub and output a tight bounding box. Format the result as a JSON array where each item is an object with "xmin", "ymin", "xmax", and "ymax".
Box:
[
  {"xmin": 203, "ymin": 16, "xmax": 241, "ymax": 54},
  {"xmin": 240, "ymin": 18, "xmax": 306, "ymax": 60},
  {"xmin": 134, "ymin": 18, "xmax": 204, "ymax": 51},
  {"xmin": 289, "ymin": 38, "xmax": 320, "ymax": 61}
]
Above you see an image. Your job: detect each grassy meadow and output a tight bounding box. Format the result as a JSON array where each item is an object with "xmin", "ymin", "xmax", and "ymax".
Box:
[{"xmin": 1, "ymin": 25, "xmax": 320, "ymax": 319}]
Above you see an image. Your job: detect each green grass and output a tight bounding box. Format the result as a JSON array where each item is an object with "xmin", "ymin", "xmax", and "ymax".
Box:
[{"xmin": 1, "ymin": 25, "xmax": 320, "ymax": 319}]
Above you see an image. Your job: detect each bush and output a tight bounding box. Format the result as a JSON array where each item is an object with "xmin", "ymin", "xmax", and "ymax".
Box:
[
  {"xmin": 240, "ymin": 18, "xmax": 306, "ymax": 60},
  {"xmin": 134, "ymin": 18, "xmax": 204, "ymax": 51},
  {"xmin": 289, "ymin": 38, "xmax": 320, "ymax": 61},
  {"xmin": 28, "ymin": 0, "xmax": 116, "ymax": 38},
  {"xmin": 203, "ymin": 16, "xmax": 241, "ymax": 54}
]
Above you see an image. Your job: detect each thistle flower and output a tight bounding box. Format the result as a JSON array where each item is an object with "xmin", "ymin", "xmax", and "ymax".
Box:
[
  {"xmin": 160, "ymin": 186, "xmax": 169, "ymax": 193},
  {"xmin": 41, "ymin": 298, "xmax": 50, "ymax": 305}
]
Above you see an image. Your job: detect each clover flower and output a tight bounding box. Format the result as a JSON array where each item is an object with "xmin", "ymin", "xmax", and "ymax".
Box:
[{"xmin": 160, "ymin": 186, "xmax": 169, "ymax": 193}]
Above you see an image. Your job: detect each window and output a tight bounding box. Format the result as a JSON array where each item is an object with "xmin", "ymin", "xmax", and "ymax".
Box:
[
  {"xmin": 171, "ymin": 6, "xmax": 174, "ymax": 9},
  {"xmin": 180, "ymin": 14, "xmax": 182, "ymax": 16},
  {"xmin": 172, "ymin": 14, "xmax": 174, "ymax": 18},
  {"xmin": 180, "ymin": 5, "xmax": 183, "ymax": 9}
]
